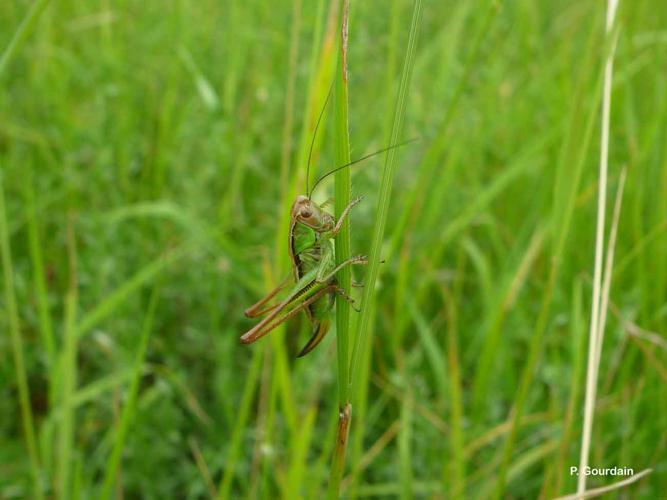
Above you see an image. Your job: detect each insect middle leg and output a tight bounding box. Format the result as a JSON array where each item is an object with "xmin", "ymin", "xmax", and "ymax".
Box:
[{"xmin": 316, "ymin": 254, "xmax": 367, "ymax": 283}]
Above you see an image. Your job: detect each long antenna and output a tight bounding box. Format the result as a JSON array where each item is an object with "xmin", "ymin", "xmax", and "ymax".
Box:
[
  {"xmin": 309, "ymin": 138, "xmax": 418, "ymax": 197},
  {"xmin": 306, "ymin": 83, "xmax": 334, "ymax": 198}
]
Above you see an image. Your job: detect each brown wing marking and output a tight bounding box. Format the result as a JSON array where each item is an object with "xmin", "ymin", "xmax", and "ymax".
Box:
[{"xmin": 288, "ymin": 216, "xmax": 301, "ymax": 282}]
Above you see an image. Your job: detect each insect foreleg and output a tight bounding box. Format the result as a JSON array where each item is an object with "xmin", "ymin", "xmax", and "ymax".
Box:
[{"xmin": 331, "ymin": 196, "xmax": 363, "ymax": 236}]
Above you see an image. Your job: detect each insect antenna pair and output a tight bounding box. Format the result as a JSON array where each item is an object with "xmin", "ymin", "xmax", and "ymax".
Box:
[{"xmin": 305, "ymin": 82, "xmax": 417, "ymax": 198}]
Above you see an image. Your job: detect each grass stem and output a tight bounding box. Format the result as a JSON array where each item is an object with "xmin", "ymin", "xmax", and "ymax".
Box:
[
  {"xmin": 57, "ymin": 216, "xmax": 79, "ymax": 500},
  {"xmin": 577, "ymin": 0, "xmax": 620, "ymax": 493},
  {"xmin": 0, "ymin": 175, "xmax": 43, "ymax": 497},
  {"xmin": 0, "ymin": 3, "xmax": 52, "ymax": 496},
  {"xmin": 492, "ymin": 9, "xmax": 607, "ymax": 495},
  {"xmin": 349, "ymin": 0, "xmax": 423, "ymax": 391},
  {"xmin": 100, "ymin": 287, "xmax": 160, "ymax": 499},
  {"xmin": 0, "ymin": 0, "xmax": 51, "ymax": 80},
  {"xmin": 329, "ymin": 0, "xmax": 352, "ymax": 497}
]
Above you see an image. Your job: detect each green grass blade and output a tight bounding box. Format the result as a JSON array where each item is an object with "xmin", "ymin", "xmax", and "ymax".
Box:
[
  {"xmin": 0, "ymin": 174, "xmax": 43, "ymax": 497},
  {"xmin": 398, "ymin": 382, "xmax": 413, "ymax": 500},
  {"xmin": 77, "ymin": 249, "xmax": 183, "ymax": 338},
  {"xmin": 350, "ymin": 0, "xmax": 423, "ymax": 386},
  {"xmin": 548, "ymin": 277, "xmax": 586, "ymax": 496},
  {"xmin": 100, "ymin": 287, "xmax": 160, "ymax": 499},
  {"xmin": 492, "ymin": 10, "xmax": 607, "ymax": 496},
  {"xmin": 333, "ymin": 0, "xmax": 352, "ymax": 407},
  {"xmin": 329, "ymin": 1, "xmax": 352, "ymax": 497},
  {"xmin": 409, "ymin": 301, "xmax": 446, "ymax": 385},
  {"xmin": 56, "ymin": 219, "xmax": 79, "ymax": 500},
  {"xmin": 346, "ymin": 301, "xmax": 376, "ymax": 498},
  {"xmin": 471, "ymin": 228, "xmax": 545, "ymax": 413},
  {"xmin": 577, "ymin": 2, "xmax": 621, "ymax": 493},
  {"xmin": 0, "ymin": 0, "xmax": 51, "ymax": 80},
  {"xmin": 0, "ymin": 2, "xmax": 53, "ymax": 495},
  {"xmin": 23, "ymin": 166, "xmax": 55, "ymax": 365},
  {"xmin": 442, "ymin": 288, "xmax": 465, "ymax": 499},
  {"xmin": 217, "ymin": 348, "xmax": 263, "ymax": 500},
  {"xmin": 283, "ymin": 408, "xmax": 316, "ymax": 499}
]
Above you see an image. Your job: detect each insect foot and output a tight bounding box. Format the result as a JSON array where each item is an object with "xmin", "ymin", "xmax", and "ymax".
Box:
[
  {"xmin": 335, "ymin": 285, "xmax": 360, "ymax": 312},
  {"xmin": 352, "ymin": 254, "xmax": 368, "ymax": 264},
  {"xmin": 352, "ymin": 195, "xmax": 364, "ymax": 205}
]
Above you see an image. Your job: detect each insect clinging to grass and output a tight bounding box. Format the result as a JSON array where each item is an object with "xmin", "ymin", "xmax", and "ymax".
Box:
[{"xmin": 240, "ymin": 88, "xmax": 413, "ymax": 357}]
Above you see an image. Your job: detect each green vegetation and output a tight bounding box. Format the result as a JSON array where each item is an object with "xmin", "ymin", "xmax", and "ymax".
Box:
[
  {"xmin": 1, "ymin": 0, "xmax": 665, "ymax": 498},
  {"xmin": 330, "ymin": 0, "xmax": 352, "ymax": 496}
]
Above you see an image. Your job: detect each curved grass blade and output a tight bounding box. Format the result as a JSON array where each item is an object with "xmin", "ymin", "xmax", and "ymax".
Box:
[{"xmin": 350, "ymin": 0, "xmax": 423, "ymax": 392}]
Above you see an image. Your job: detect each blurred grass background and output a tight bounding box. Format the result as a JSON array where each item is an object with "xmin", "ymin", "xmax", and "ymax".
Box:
[{"xmin": 1, "ymin": 0, "xmax": 666, "ymax": 498}]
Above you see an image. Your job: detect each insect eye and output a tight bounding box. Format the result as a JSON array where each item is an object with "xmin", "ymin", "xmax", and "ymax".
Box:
[{"xmin": 300, "ymin": 209, "xmax": 313, "ymax": 218}]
